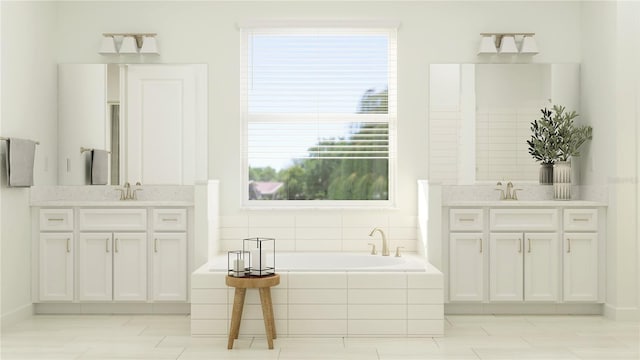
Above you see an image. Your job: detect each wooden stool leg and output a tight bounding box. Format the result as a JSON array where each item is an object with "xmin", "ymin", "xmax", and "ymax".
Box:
[
  {"xmin": 259, "ymin": 287, "xmax": 275, "ymax": 349},
  {"xmin": 265, "ymin": 288, "xmax": 277, "ymax": 339},
  {"xmin": 228, "ymin": 288, "xmax": 246, "ymax": 349}
]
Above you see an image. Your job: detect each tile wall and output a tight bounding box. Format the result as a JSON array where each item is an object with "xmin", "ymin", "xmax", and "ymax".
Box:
[{"xmin": 219, "ymin": 213, "xmax": 418, "ymax": 254}]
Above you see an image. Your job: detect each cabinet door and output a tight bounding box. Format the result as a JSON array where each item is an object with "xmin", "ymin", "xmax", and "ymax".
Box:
[
  {"xmin": 450, "ymin": 233, "xmax": 484, "ymax": 301},
  {"xmin": 113, "ymin": 232, "xmax": 147, "ymax": 301},
  {"xmin": 79, "ymin": 233, "xmax": 113, "ymax": 301},
  {"xmin": 152, "ymin": 233, "xmax": 187, "ymax": 301},
  {"xmin": 524, "ymin": 233, "xmax": 558, "ymax": 301},
  {"xmin": 489, "ymin": 233, "xmax": 523, "ymax": 301},
  {"xmin": 126, "ymin": 65, "xmax": 204, "ymax": 185},
  {"xmin": 39, "ymin": 233, "xmax": 74, "ymax": 301},
  {"xmin": 563, "ymin": 233, "xmax": 598, "ymax": 301}
]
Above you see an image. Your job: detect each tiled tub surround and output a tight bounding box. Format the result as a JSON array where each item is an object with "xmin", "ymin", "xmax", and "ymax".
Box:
[
  {"xmin": 219, "ymin": 213, "xmax": 418, "ymax": 254},
  {"xmin": 191, "ymin": 256, "xmax": 443, "ymax": 337}
]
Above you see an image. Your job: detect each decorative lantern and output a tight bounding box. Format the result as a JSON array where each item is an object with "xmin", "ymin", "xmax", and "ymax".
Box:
[
  {"xmin": 243, "ymin": 237, "xmax": 275, "ymax": 277},
  {"xmin": 227, "ymin": 250, "xmax": 250, "ymax": 277}
]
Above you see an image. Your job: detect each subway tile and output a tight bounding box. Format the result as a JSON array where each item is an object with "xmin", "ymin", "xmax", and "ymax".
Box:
[
  {"xmin": 220, "ymin": 215, "xmax": 249, "ymax": 228},
  {"xmin": 348, "ymin": 319, "xmax": 406, "ymax": 336},
  {"xmin": 248, "ymin": 227, "xmax": 295, "ymax": 239},
  {"xmin": 190, "ymin": 319, "xmax": 227, "ymax": 336},
  {"xmin": 295, "ymin": 239, "xmax": 342, "ymax": 252},
  {"xmin": 296, "ymin": 215, "xmax": 342, "ymax": 227},
  {"xmin": 342, "ymin": 240, "xmax": 374, "ymax": 252},
  {"xmin": 348, "ymin": 273, "xmax": 407, "ymax": 289},
  {"xmin": 408, "ymin": 304, "xmax": 444, "ymax": 319},
  {"xmin": 219, "ymin": 240, "xmax": 245, "ymax": 252},
  {"xmin": 191, "ymin": 273, "xmax": 228, "ymax": 289},
  {"xmin": 342, "ymin": 214, "xmax": 389, "ymax": 228},
  {"xmin": 389, "ymin": 215, "xmax": 418, "ymax": 227},
  {"xmin": 289, "ymin": 319, "xmax": 347, "ymax": 336},
  {"xmin": 226, "ymin": 304, "xmax": 287, "ymax": 320},
  {"xmin": 289, "ymin": 273, "xmax": 347, "ymax": 289},
  {"xmin": 342, "ymin": 227, "xmax": 377, "ymax": 240},
  {"xmin": 348, "ymin": 289, "xmax": 406, "ymax": 304},
  {"xmin": 289, "ymin": 289, "xmax": 347, "ymax": 304},
  {"xmin": 408, "ymin": 289, "xmax": 443, "ymax": 304},
  {"xmin": 407, "ymin": 320, "xmax": 444, "ymax": 336},
  {"xmin": 228, "ymin": 288, "xmax": 287, "ymax": 305},
  {"xmin": 295, "ymin": 227, "xmax": 342, "ymax": 240},
  {"xmin": 289, "ymin": 304, "xmax": 348, "ymax": 320},
  {"xmin": 190, "ymin": 304, "xmax": 227, "ymax": 320},
  {"xmin": 348, "ymin": 304, "xmax": 406, "ymax": 320},
  {"xmin": 389, "ymin": 227, "xmax": 417, "ymax": 240},
  {"xmin": 392, "ymin": 239, "xmax": 418, "ymax": 252},
  {"xmin": 407, "ymin": 273, "xmax": 444, "ymax": 289},
  {"xmin": 249, "ymin": 215, "xmax": 295, "ymax": 228},
  {"xmin": 237, "ymin": 319, "xmax": 288, "ymax": 336},
  {"xmin": 191, "ymin": 289, "xmax": 228, "ymax": 304},
  {"xmin": 220, "ymin": 227, "xmax": 249, "ymax": 240}
]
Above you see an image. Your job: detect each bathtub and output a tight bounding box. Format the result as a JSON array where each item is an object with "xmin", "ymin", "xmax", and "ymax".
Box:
[
  {"xmin": 191, "ymin": 252, "xmax": 444, "ymax": 337},
  {"xmin": 206, "ymin": 252, "xmax": 427, "ymax": 272}
]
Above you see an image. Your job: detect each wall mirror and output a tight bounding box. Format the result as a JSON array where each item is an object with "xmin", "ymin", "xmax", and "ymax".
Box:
[
  {"xmin": 428, "ymin": 63, "xmax": 580, "ymax": 184},
  {"xmin": 57, "ymin": 63, "xmax": 207, "ymax": 186}
]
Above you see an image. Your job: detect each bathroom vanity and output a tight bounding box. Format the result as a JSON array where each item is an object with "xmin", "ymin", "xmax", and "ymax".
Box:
[
  {"xmin": 31, "ymin": 200, "xmax": 194, "ymax": 314},
  {"xmin": 443, "ymin": 200, "xmax": 607, "ymax": 314}
]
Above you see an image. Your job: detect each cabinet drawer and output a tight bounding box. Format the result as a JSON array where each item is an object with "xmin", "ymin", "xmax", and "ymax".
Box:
[
  {"xmin": 490, "ymin": 209, "xmax": 558, "ymax": 231},
  {"xmin": 79, "ymin": 209, "xmax": 147, "ymax": 231},
  {"xmin": 40, "ymin": 209, "xmax": 74, "ymax": 231},
  {"xmin": 564, "ymin": 209, "xmax": 598, "ymax": 231},
  {"xmin": 449, "ymin": 209, "xmax": 483, "ymax": 231},
  {"xmin": 153, "ymin": 209, "xmax": 187, "ymax": 231}
]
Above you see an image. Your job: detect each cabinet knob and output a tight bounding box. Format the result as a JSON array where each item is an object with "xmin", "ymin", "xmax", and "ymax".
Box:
[
  {"xmin": 479, "ymin": 238, "xmax": 483, "ymax": 253},
  {"xmin": 154, "ymin": 238, "xmax": 158, "ymax": 253},
  {"xmin": 567, "ymin": 238, "xmax": 571, "ymax": 253},
  {"xmin": 66, "ymin": 238, "xmax": 71, "ymax": 253}
]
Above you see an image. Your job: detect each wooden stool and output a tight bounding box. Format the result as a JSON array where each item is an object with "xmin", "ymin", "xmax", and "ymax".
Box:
[{"xmin": 225, "ymin": 274, "xmax": 280, "ymax": 349}]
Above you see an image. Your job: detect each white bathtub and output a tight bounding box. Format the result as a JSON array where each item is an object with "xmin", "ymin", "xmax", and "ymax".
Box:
[
  {"xmin": 191, "ymin": 252, "xmax": 444, "ymax": 337},
  {"xmin": 207, "ymin": 252, "xmax": 427, "ymax": 272}
]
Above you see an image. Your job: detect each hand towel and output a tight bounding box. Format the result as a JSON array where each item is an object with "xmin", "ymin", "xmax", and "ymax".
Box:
[
  {"xmin": 91, "ymin": 149, "xmax": 109, "ymax": 185},
  {"xmin": 6, "ymin": 138, "xmax": 36, "ymax": 187}
]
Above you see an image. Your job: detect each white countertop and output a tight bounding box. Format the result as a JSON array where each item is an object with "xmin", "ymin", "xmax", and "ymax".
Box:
[
  {"xmin": 31, "ymin": 201, "xmax": 194, "ymax": 207},
  {"xmin": 444, "ymin": 200, "xmax": 607, "ymax": 207}
]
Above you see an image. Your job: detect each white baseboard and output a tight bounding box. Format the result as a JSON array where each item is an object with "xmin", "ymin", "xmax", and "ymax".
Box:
[
  {"xmin": 445, "ymin": 303, "xmax": 603, "ymax": 315},
  {"xmin": 34, "ymin": 302, "xmax": 190, "ymax": 315},
  {"xmin": 1, "ymin": 303, "xmax": 34, "ymax": 329},
  {"xmin": 604, "ymin": 304, "xmax": 640, "ymax": 321}
]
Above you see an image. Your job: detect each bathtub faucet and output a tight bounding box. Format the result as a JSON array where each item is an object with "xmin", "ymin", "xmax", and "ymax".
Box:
[{"xmin": 368, "ymin": 227, "xmax": 390, "ymax": 256}]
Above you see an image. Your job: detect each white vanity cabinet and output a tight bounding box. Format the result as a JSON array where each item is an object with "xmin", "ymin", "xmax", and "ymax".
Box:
[
  {"xmin": 445, "ymin": 203, "xmax": 605, "ymax": 311},
  {"xmin": 33, "ymin": 204, "xmax": 192, "ymax": 312},
  {"xmin": 38, "ymin": 209, "xmax": 74, "ymax": 301},
  {"xmin": 151, "ymin": 209, "xmax": 187, "ymax": 301}
]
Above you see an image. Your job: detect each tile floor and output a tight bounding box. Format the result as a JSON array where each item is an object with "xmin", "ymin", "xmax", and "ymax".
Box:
[{"xmin": 1, "ymin": 314, "xmax": 638, "ymax": 359}]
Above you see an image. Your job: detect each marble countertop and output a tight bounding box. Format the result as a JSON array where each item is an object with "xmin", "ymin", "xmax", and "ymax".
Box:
[
  {"xmin": 31, "ymin": 200, "xmax": 194, "ymax": 207},
  {"xmin": 444, "ymin": 200, "xmax": 607, "ymax": 207}
]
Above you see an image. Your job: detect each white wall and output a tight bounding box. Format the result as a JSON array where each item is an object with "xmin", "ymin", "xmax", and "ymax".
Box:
[
  {"xmin": 52, "ymin": 0, "xmax": 581, "ymax": 251},
  {"xmin": 580, "ymin": 1, "xmax": 639, "ymax": 319},
  {"xmin": 1, "ymin": 1, "xmax": 57, "ymax": 325}
]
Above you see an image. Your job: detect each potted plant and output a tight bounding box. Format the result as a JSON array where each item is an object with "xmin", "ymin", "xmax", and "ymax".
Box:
[
  {"xmin": 527, "ymin": 105, "xmax": 593, "ymax": 198},
  {"xmin": 527, "ymin": 107, "xmax": 562, "ymax": 184}
]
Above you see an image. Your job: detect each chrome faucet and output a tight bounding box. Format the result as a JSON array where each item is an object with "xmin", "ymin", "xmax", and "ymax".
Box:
[{"xmin": 369, "ymin": 227, "xmax": 390, "ymax": 256}]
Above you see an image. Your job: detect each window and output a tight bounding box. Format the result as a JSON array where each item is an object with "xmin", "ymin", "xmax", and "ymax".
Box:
[{"xmin": 241, "ymin": 26, "xmax": 397, "ymax": 205}]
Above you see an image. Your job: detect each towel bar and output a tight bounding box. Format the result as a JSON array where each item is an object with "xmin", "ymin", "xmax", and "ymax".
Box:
[{"xmin": 80, "ymin": 147, "xmax": 111, "ymax": 154}]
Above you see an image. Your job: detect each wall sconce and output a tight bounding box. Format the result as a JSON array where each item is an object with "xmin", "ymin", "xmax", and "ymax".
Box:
[
  {"xmin": 98, "ymin": 33, "xmax": 159, "ymax": 55},
  {"xmin": 478, "ymin": 33, "xmax": 538, "ymax": 55}
]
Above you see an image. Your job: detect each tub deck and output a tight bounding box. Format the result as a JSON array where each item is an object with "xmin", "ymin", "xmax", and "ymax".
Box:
[{"xmin": 191, "ymin": 254, "xmax": 444, "ymax": 337}]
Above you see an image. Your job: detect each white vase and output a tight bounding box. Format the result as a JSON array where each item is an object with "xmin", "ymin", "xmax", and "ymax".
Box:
[{"xmin": 553, "ymin": 161, "xmax": 571, "ymax": 200}]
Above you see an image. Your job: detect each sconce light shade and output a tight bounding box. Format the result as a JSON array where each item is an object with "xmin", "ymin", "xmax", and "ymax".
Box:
[
  {"xmin": 478, "ymin": 35, "xmax": 498, "ymax": 54},
  {"xmin": 98, "ymin": 36, "xmax": 118, "ymax": 54},
  {"xmin": 520, "ymin": 35, "xmax": 539, "ymax": 54},
  {"xmin": 119, "ymin": 36, "xmax": 139, "ymax": 54},
  {"xmin": 139, "ymin": 36, "xmax": 159, "ymax": 54},
  {"xmin": 499, "ymin": 35, "xmax": 518, "ymax": 54}
]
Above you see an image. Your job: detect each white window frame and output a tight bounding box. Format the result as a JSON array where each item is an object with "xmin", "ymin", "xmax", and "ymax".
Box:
[{"xmin": 240, "ymin": 26, "xmax": 397, "ymax": 208}]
